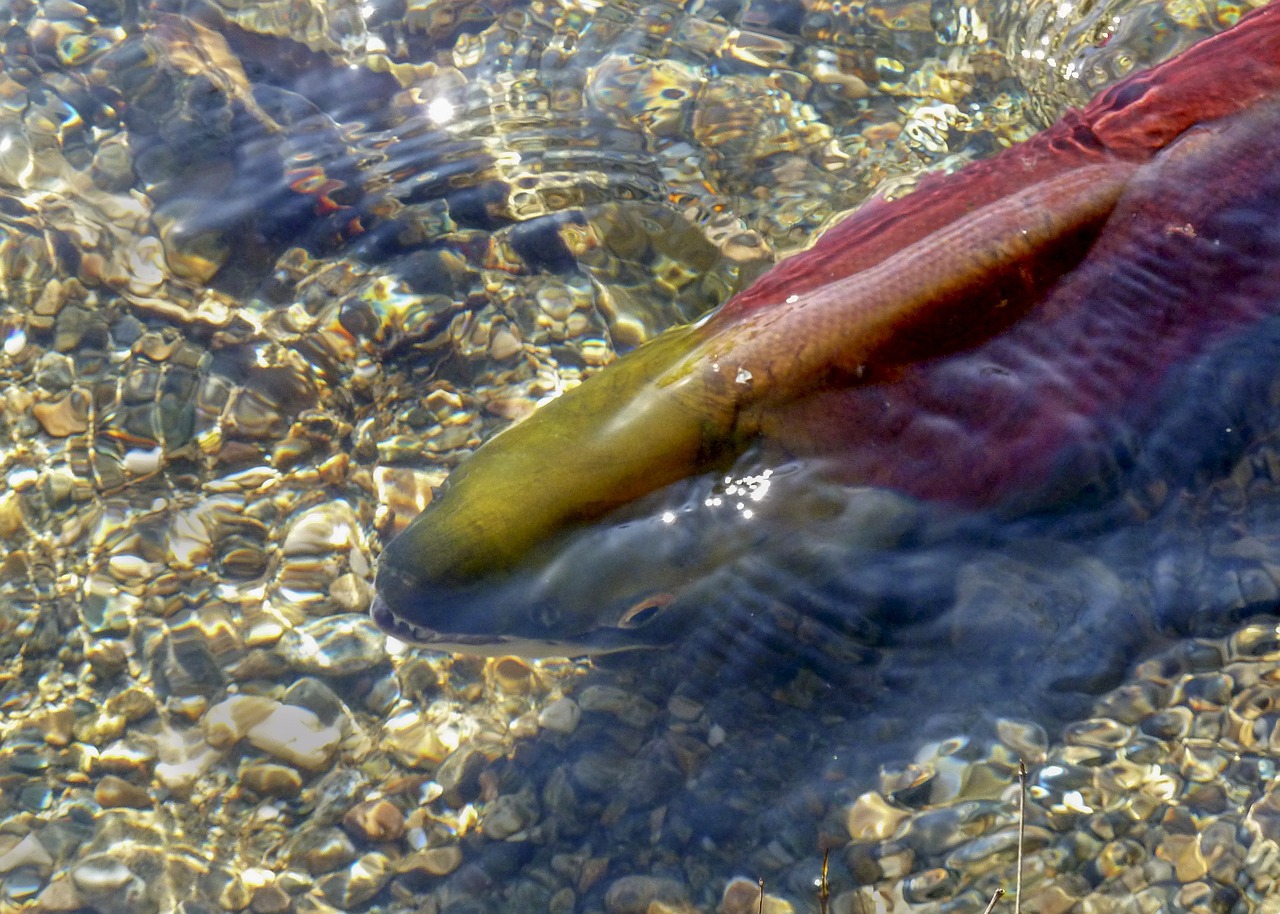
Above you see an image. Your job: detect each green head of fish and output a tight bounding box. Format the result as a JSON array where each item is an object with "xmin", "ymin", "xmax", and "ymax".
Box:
[{"xmin": 372, "ymin": 320, "xmax": 762, "ymax": 655}]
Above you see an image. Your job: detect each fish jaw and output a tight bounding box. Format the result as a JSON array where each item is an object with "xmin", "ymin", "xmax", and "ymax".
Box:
[{"xmin": 368, "ymin": 591, "xmax": 661, "ymax": 657}]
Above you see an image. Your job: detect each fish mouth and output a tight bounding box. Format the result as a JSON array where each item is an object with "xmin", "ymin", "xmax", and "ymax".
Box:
[
  {"xmin": 368, "ymin": 591, "xmax": 668, "ymax": 657},
  {"xmin": 369, "ymin": 592, "xmax": 502, "ymax": 650},
  {"xmin": 369, "ymin": 539, "xmax": 681, "ymax": 657},
  {"xmin": 368, "ymin": 591, "xmax": 604, "ymax": 656}
]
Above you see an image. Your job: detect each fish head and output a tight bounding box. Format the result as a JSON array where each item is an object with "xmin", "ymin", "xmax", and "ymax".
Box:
[
  {"xmin": 371, "ymin": 441, "xmax": 930, "ymax": 657},
  {"xmin": 370, "ymin": 483, "xmax": 720, "ymax": 656},
  {"xmin": 370, "ymin": 311, "xmax": 781, "ymax": 656}
]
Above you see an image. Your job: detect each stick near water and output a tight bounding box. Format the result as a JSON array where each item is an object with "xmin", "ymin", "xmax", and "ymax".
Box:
[
  {"xmin": 819, "ymin": 849, "xmax": 830, "ymax": 914},
  {"xmin": 1017, "ymin": 760, "xmax": 1027, "ymax": 914},
  {"xmin": 982, "ymin": 888, "xmax": 1006, "ymax": 914},
  {"xmin": 982, "ymin": 758, "xmax": 1028, "ymax": 914}
]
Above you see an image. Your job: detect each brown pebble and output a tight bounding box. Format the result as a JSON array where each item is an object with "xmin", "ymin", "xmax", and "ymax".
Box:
[
  {"xmin": 104, "ymin": 687, "xmax": 157, "ymax": 723},
  {"xmin": 579, "ymin": 856, "xmax": 610, "ymax": 893},
  {"xmin": 549, "ymin": 886, "xmax": 576, "ymax": 914},
  {"xmin": 241, "ymin": 763, "xmax": 304, "ymax": 799},
  {"xmin": 486, "ymin": 655, "xmax": 540, "ymax": 695},
  {"xmin": 667, "ymin": 695, "xmax": 704, "ymax": 722},
  {"xmin": 32, "ymin": 391, "xmax": 89, "ymax": 437},
  {"xmin": 36, "ymin": 708, "xmax": 75, "ymax": 748},
  {"xmin": 343, "ymin": 799, "xmax": 405, "ymax": 843},
  {"xmin": 489, "ymin": 325, "xmax": 523, "ymax": 361},
  {"xmin": 250, "ymin": 883, "xmax": 292, "ymax": 914},
  {"xmin": 85, "ymin": 641, "xmax": 129, "ymax": 679},
  {"xmin": 94, "ymin": 775, "xmax": 151, "ymax": 809},
  {"xmin": 73, "ymin": 711, "xmax": 127, "ymax": 746},
  {"xmin": 719, "ymin": 881, "xmax": 795, "ymax": 914},
  {"xmin": 720, "ymin": 878, "xmax": 763, "ymax": 914},
  {"xmin": 290, "ymin": 828, "xmax": 357, "ymax": 876},
  {"xmin": 396, "ymin": 845, "xmax": 462, "ymax": 878},
  {"xmin": 34, "ymin": 875, "xmax": 82, "ymax": 912},
  {"xmin": 603, "ymin": 875, "xmax": 690, "ymax": 914},
  {"xmin": 217, "ymin": 874, "xmax": 252, "ymax": 911}
]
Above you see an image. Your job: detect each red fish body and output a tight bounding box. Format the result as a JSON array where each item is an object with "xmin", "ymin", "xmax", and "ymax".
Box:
[{"xmin": 771, "ymin": 100, "xmax": 1280, "ymax": 506}]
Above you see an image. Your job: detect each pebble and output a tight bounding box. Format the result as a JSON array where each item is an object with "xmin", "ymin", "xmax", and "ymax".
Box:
[
  {"xmin": 33, "ymin": 876, "xmax": 82, "ymax": 912},
  {"xmin": 578, "ymin": 685, "xmax": 660, "ymax": 729},
  {"xmin": 721, "ymin": 877, "xmax": 796, "ymax": 914},
  {"xmin": 281, "ymin": 502, "xmax": 361, "ymax": 556},
  {"xmin": 667, "ymin": 695, "xmax": 704, "ymax": 722},
  {"xmin": 203, "ymin": 695, "xmax": 278, "ymax": 747},
  {"xmin": 538, "ymin": 698, "xmax": 581, "ymax": 734},
  {"xmin": 485, "ymin": 656, "xmax": 541, "ymax": 695},
  {"xmin": 72, "ymin": 711, "xmax": 127, "ymax": 746},
  {"xmin": 549, "ymin": 886, "xmax": 575, "ymax": 914},
  {"xmin": 32, "ymin": 392, "xmax": 89, "ymax": 437},
  {"xmin": 343, "ymin": 799, "xmax": 405, "ymax": 843},
  {"xmin": 277, "ymin": 616, "xmax": 386, "ymax": 676},
  {"xmin": 602, "ymin": 875, "xmax": 690, "ymax": 914},
  {"xmin": 96, "ymin": 740, "xmax": 156, "ymax": 775},
  {"xmin": 248, "ymin": 705, "xmax": 342, "ymax": 771},
  {"xmin": 435, "ymin": 745, "xmax": 487, "ymax": 806},
  {"xmin": 317, "ymin": 853, "xmax": 392, "ymax": 908},
  {"xmin": 204, "ymin": 696, "xmax": 341, "ymax": 770},
  {"xmin": 480, "ymin": 792, "xmax": 535, "ymax": 840},
  {"xmin": 250, "ymin": 883, "xmax": 293, "ymax": 914},
  {"xmin": 83, "ymin": 640, "xmax": 128, "ymax": 675},
  {"xmin": 0, "ymin": 835, "xmax": 54, "ymax": 875},
  {"xmin": 93, "ymin": 774, "xmax": 152, "ymax": 809},
  {"xmin": 396, "ymin": 658, "xmax": 440, "ymax": 700},
  {"xmin": 380, "ymin": 710, "xmax": 453, "ymax": 767},
  {"xmin": 283, "ymin": 678, "xmax": 347, "ymax": 725},
  {"xmin": 287, "ymin": 828, "xmax": 358, "ymax": 876},
  {"xmin": 845, "ymin": 791, "xmax": 910, "ymax": 842},
  {"xmin": 241, "ymin": 763, "xmax": 305, "ymax": 798},
  {"xmin": 395, "ymin": 845, "xmax": 463, "ymax": 878},
  {"xmin": 154, "ymin": 728, "xmax": 221, "ymax": 791},
  {"xmin": 488, "ymin": 325, "xmax": 523, "ymax": 361},
  {"xmin": 69, "ymin": 855, "xmax": 134, "ymax": 896}
]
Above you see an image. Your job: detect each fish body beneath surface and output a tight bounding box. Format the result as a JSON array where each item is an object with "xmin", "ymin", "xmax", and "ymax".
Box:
[{"xmin": 373, "ymin": 2, "xmax": 1280, "ymax": 672}]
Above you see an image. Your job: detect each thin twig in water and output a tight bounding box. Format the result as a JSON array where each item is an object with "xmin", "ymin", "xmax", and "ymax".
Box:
[
  {"xmin": 982, "ymin": 758, "xmax": 1029, "ymax": 914},
  {"xmin": 818, "ymin": 848, "xmax": 830, "ymax": 914},
  {"xmin": 1016, "ymin": 760, "xmax": 1027, "ymax": 914},
  {"xmin": 982, "ymin": 887, "xmax": 1005, "ymax": 914},
  {"xmin": 758, "ymin": 877, "xmax": 764, "ymax": 914}
]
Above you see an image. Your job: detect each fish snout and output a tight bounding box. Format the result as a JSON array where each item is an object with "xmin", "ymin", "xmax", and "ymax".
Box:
[{"xmin": 371, "ymin": 517, "xmax": 687, "ymax": 656}]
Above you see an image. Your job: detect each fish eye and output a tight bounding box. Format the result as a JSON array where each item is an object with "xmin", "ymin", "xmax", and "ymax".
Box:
[{"xmin": 617, "ymin": 593, "xmax": 673, "ymax": 628}]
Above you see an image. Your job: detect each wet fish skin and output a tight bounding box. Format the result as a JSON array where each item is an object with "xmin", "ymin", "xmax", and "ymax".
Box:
[{"xmin": 373, "ymin": 3, "xmax": 1280, "ymax": 655}]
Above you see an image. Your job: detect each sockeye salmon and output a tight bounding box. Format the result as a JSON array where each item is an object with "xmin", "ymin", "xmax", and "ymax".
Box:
[{"xmin": 372, "ymin": 3, "xmax": 1280, "ymax": 665}]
